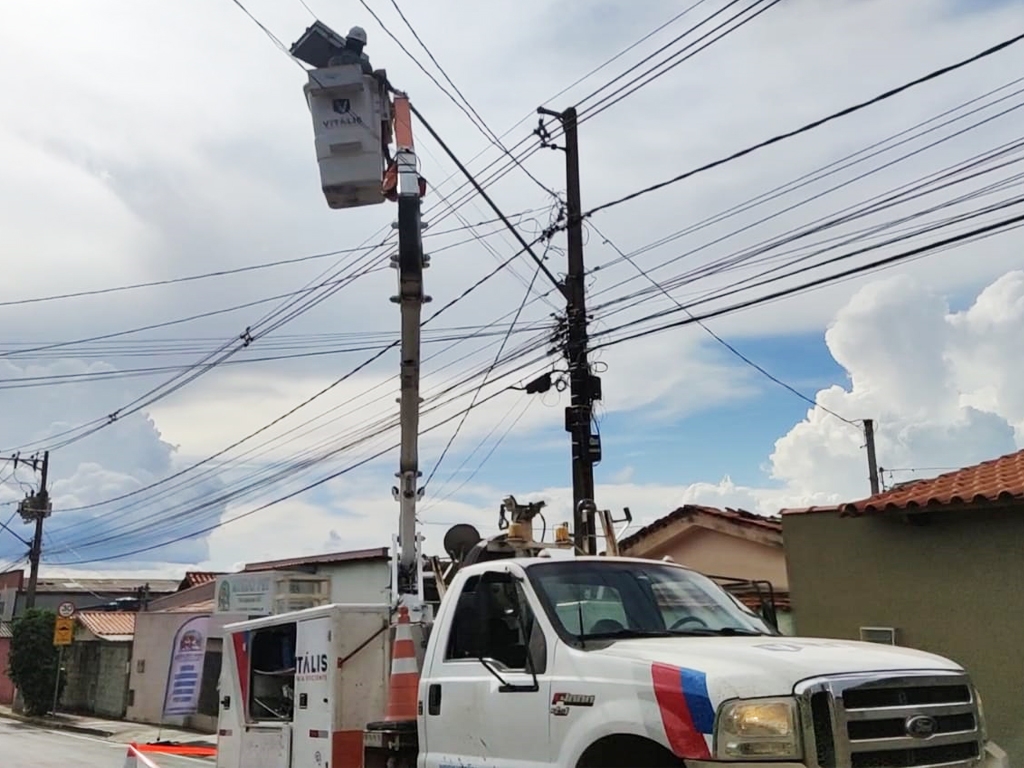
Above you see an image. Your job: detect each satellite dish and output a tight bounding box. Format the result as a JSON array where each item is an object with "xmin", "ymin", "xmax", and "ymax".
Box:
[{"xmin": 444, "ymin": 523, "xmax": 481, "ymax": 562}]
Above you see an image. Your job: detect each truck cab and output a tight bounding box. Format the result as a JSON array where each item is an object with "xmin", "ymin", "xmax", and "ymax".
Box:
[{"xmin": 416, "ymin": 554, "xmax": 1006, "ymax": 768}]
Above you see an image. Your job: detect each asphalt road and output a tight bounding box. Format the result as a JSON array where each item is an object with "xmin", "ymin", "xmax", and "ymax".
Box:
[{"xmin": 0, "ymin": 719, "xmax": 209, "ymax": 768}]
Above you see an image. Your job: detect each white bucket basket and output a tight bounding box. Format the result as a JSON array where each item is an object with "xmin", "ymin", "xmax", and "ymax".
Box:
[{"xmin": 304, "ymin": 63, "xmax": 388, "ymax": 209}]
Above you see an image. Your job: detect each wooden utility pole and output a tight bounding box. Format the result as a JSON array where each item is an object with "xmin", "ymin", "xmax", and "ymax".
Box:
[
  {"xmin": 863, "ymin": 419, "xmax": 880, "ymax": 496},
  {"xmin": 537, "ymin": 106, "xmax": 602, "ymax": 556},
  {"xmin": 20, "ymin": 451, "xmax": 51, "ymax": 610}
]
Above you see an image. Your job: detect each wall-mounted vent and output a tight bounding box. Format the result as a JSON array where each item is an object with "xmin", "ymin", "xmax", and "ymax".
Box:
[{"xmin": 860, "ymin": 626, "xmax": 898, "ymax": 645}]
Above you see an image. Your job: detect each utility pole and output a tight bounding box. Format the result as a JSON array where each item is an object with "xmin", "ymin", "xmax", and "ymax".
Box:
[
  {"xmin": 537, "ymin": 106, "xmax": 602, "ymax": 556},
  {"xmin": 863, "ymin": 419, "xmax": 880, "ymax": 496},
  {"xmin": 17, "ymin": 451, "xmax": 50, "ymax": 610},
  {"xmin": 389, "ymin": 93, "xmax": 429, "ymax": 601}
]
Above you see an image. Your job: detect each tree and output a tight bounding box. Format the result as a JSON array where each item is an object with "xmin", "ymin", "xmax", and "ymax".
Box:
[{"xmin": 7, "ymin": 609, "xmax": 61, "ymax": 716}]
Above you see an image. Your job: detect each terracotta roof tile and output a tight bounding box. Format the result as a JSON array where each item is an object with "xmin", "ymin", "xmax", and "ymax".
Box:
[
  {"xmin": 76, "ymin": 611, "xmax": 136, "ymax": 640},
  {"xmin": 782, "ymin": 448, "xmax": 1024, "ymax": 516},
  {"xmin": 619, "ymin": 505, "xmax": 781, "ymax": 552},
  {"xmin": 735, "ymin": 591, "xmax": 792, "ymax": 612},
  {"xmin": 164, "ymin": 599, "xmax": 214, "ymax": 613},
  {"xmin": 244, "ymin": 546, "xmax": 389, "ymax": 572},
  {"xmin": 179, "ymin": 571, "xmax": 222, "ymax": 590}
]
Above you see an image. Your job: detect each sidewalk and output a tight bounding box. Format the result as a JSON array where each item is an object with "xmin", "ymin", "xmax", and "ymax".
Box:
[{"xmin": 0, "ymin": 704, "xmax": 216, "ymax": 749}]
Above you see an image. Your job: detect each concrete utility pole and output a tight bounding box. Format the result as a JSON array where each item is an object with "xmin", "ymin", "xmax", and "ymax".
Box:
[
  {"xmin": 863, "ymin": 419, "xmax": 880, "ymax": 496},
  {"xmin": 537, "ymin": 106, "xmax": 602, "ymax": 556},
  {"xmin": 18, "ymin": 450, "xmax": 51, "ymax": 610}
]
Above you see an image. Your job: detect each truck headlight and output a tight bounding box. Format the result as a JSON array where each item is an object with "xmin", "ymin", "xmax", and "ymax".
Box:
[{"xmin": 714, "ymin": 697, "xmax": 802, "ymax": 761}]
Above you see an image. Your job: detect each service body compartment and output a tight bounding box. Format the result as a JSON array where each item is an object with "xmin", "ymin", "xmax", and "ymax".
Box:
[{"xmin": 218, "ymin": 603, "xmax": 391, "ymax": 768}]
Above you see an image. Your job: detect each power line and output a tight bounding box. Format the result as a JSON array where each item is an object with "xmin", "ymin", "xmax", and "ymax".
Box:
[
  {"xmin": 596, "ymin": 174, "xmax": 1024, "ymax": 335},
  {"xmin": 404, "ymin": 99, "xmax": 566, "ymax": 295},
  {"xmin": 373, "ymin": 0, "xmax": 558, "ymax": 199},
  {"xmin": 45, "ymin": 231, "xmax": 556, "ymax": 517},
  {"xmin": 0, "ymin": 275, "xmax": 375, "ymax": 361},
  {"xmin": 578, "ymin": 0, "xmax": 782, "ymax": 124},
  {"xmin": 590, "ymin": 223, "xmax": 859, "ymax": 426},
  {"xmin": 585, "ymin": 84, "xmax": 1024, "ymax": 308},
  {"xmin": 421, "ymin": 396, "xmax": 536, "ymax": 511},
  {"xmin": 586, "ymin": 105, "xmax": 1024, "ymax": 327},
  {"xmin": 591, "ymin": 208, "xmax": 1024, "ymax": 351},
  {"xmin": 46, "ymin": 361, "xmax": 550, "ymax": 565},
  {"xmin": 580, "ymin": 31, "xmax": 1024, "ymax": 221},
  {"xmin": 0, "ymin": 212, "xmax": 536, "ymax": 308},
  {"xmin": 423, "ymin": 238, "xmax": 552, "ymax": 489},
  {"xmin": 51, "ymin": 326, "xmax": 556, "ymax": 550}
]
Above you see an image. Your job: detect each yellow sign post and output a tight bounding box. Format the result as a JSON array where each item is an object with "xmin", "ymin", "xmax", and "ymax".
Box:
[{"xmin": 53, "ymin": 617, "xmax": 74, "ymax": 646}]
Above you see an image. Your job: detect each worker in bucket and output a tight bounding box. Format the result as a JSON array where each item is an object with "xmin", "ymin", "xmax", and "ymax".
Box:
[{"xmin": 328, "ymin": 26, "xmax": 373, "ymax": 74}]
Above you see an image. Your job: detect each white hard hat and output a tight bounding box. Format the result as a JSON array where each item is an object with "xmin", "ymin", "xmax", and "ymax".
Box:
[{"xmin": 347, "ymin": 26, "xmax": 367, "ymax": 44}]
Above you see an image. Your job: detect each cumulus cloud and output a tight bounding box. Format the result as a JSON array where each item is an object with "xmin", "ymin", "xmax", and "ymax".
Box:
[{"xmin": 673, "ymin": 269, "xmax": 1024, "ymax": 519}]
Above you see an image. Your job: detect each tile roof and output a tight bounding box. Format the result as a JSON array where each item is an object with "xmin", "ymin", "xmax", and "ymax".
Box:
[
  {"xmin": 619, "ymin": 505, "xmax": 782, "ymax": 552},
  {"xmin": 178, "ymin": 571, "xmax": 222, "ymax": 590},
  {"xmin": 163, "ymin": 599, "xmax": 214, "ymax": 613},
  {"xmin": 244, "ymin": 546, "xmax": 389, "ymax": 572},
  {"xmin": 734, "ymin": 591, "xmax": 792, "ymax": 612},
  {"xmin": 783, "ymin": 447, "xmax": 1024, "ymax": 516},
  {"xmin": 76, "ymin": 611, "xmax": 136, "ymax": 641},
  {"xmin": 34, "ymin": 577, "xmax": 179, "ymax": 594}
]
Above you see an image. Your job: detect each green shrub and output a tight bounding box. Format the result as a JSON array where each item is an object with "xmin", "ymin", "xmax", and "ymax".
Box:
[{"xmin": 8, "ymin": 609, "xmax": 61, "ymax": 716}]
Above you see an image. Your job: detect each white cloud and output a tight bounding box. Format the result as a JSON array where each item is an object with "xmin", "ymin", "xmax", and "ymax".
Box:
[{"xmin": 631, "ymin": 269, "xmax": 1024, "ymax": 522}]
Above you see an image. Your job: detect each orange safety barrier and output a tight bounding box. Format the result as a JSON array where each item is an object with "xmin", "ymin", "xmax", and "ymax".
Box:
[{"xmin": 136, "ymin": 743, "xmax": 218, "ymax": 757}]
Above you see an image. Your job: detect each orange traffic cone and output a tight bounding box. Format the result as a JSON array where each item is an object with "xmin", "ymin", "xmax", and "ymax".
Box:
[
  {"xmin": 384, "ymin": 605, "xmax": 420, "ymax": 722},
  {"xmin": 123, "ymin": 743, "xmax": 161, "ymax": 767}
]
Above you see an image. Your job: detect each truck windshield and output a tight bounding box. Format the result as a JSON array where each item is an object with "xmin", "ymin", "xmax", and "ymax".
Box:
[{"xmin": 526, "ymin": 560, "xmax": 775, "ymax": 641}]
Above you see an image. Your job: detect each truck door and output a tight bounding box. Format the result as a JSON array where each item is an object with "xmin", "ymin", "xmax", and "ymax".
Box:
[
  {"xmin": 421, "ymin": 571, "xmax": 553, "ymax": 767},
  {"xmin": 292, "ymin": 616, "xmax": 334, "ymax": 768},
  {"xmin": 215, "ymin": 630, "xmax": 243, "ymax": 768}
]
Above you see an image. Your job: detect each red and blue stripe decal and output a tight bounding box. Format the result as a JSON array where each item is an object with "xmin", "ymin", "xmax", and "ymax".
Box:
[
  {"xmin": 233, "ymin": 631, "xmax": 251, "ymax": 722},
  {"xmin": 651, "ymin": 662, "xmax": 715, "ymax": 759}
]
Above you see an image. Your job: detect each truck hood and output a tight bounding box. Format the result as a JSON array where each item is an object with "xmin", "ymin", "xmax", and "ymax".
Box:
[{"xmin": 594, "ymin": 635, "xmax": 963, "ymax": 697}]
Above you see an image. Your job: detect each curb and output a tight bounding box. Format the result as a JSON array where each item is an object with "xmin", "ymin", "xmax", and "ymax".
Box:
[{"xmin": 0, "ymin": 709, "xmax": 114, "ymax": 738}]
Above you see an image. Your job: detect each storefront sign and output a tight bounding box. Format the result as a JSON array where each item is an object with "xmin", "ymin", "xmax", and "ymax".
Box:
[{"xmin": 215, "ymin": 573, "xmax": 277, "ymax": 616}]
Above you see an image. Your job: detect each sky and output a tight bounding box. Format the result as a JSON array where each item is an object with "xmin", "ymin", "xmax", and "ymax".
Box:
[{"xmin": 1, "ymin": 0, "xmax": 1023, "ymax": 579}]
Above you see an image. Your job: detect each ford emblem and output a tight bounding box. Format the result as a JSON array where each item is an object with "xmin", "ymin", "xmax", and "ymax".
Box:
[{"xmin": 905, "ymin": 715, "xmax": 939, "ymax": 739}]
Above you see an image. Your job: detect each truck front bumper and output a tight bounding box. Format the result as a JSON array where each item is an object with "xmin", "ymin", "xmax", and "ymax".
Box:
[{"xmin": 686, "ymin": 742, "xmax": 1009, "ymax": 768}]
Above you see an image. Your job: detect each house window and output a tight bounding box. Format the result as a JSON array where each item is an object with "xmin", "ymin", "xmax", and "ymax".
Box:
[
  {"xmin": 136, "ymin": 659, "xmax": 145, "ymax": 674},
  {"xmin": 860, "ymin": 626, "xmax": 898, "ymax": 645}
]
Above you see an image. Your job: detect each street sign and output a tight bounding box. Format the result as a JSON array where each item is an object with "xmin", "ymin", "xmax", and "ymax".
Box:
[
  {"xmin": 53, "ymin": 617, "xmax": 74, "ymax": 646},
  {"xmin": 57, "ymin": 601, "xmax": 75, "ymax": 619}
]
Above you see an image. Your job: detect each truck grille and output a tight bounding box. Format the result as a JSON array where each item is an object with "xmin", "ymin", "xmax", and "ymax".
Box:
[{"xmin": 796, "ymin": 671, "xmax": 983, "ymax": 768}]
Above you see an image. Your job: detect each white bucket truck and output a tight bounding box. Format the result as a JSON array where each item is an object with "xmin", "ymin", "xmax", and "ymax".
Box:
[
  {"xmin": 215, "ymin": 549, "xmax": 1006, "ymax": 768},
  {"xmin": 241, "ymin": 20, "xmax": 1009, "ymax": 768}
]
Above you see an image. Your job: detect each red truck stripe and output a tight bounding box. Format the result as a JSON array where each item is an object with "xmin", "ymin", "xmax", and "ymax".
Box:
[{"xmin": 651, "ymin": 662, "xmax": 712, "ymax": 759}]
